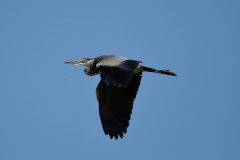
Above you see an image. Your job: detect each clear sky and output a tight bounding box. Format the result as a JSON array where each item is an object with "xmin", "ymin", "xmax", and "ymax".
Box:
[{"xmin": 0, "ymin": 0, "xmax": 239, "ymax": 160}]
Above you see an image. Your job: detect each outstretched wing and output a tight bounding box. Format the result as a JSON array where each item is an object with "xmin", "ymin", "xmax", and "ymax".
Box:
[{"xmin": 96, "ymin": 73, "xmax": 142, "ymax": 139}]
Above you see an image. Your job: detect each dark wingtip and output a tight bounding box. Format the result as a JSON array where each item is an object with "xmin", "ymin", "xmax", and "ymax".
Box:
[{"xmin": 108, "ymin": 132, "xmax": 125, "ymax": 140}]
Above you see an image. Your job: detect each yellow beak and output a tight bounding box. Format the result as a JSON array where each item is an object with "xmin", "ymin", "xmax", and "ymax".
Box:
[
  {"xmin": 64, "ymin": 60, "xmax": 86, "ymax": 66},
  {"xmin": 64, "ymin": 61, "xmax": 80, "ymax": 65}
]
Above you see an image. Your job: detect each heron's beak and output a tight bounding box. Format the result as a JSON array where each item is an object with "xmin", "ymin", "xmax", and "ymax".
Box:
[{"xmin": 64, "ymin": 61, "xmax": 86, "ymax": 66}]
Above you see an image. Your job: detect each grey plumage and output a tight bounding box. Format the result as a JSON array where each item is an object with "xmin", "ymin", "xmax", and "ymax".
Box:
[{"xmin": 65, "ymin": 55, "xmax": 176, "ymax": 139}]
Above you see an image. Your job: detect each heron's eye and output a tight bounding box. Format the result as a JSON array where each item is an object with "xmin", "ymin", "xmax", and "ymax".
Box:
[{"xmin": 84, "ymin": 69, "xmax": 87, "ymax": 73}]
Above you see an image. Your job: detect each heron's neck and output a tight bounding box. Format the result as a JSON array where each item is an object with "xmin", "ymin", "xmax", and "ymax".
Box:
[{"xmin": 85, "ymin": 59, "xmax": 99, "ymax": 76}]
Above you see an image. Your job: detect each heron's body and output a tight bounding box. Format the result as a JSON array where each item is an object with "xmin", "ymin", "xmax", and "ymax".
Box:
[{"xmin": 65, "ymin": 55, "xmax": 176, "ymax": 139}]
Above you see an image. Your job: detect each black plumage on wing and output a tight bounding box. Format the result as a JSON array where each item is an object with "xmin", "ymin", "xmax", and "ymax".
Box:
[{"xmin": 96, "ymin": 73, "xmax": 142, "ymax": 139}]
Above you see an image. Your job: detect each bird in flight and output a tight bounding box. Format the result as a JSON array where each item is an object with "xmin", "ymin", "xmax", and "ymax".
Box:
[{"xmin": 65, "ymin": 55, "xmax": 176, "ymax": 139}]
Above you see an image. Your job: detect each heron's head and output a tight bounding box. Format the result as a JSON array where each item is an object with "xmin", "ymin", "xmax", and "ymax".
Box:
[
  {"xmin": 65, "ymin": 58, "xmax": 98, "ymax": 76},
  {"xmin": 64, "ymin": 58, "xmax": 92, "ymax": 66}
]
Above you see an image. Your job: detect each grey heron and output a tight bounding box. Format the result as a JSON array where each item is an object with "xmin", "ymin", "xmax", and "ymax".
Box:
[{"xmin": 65, "ymin": 55, "xmax": 176, "ymax": 139}]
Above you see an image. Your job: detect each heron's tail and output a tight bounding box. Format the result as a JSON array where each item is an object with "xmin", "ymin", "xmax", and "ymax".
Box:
[{"xmin": 141, "ymin": 66, "xmax": 177, "ymax": 76}]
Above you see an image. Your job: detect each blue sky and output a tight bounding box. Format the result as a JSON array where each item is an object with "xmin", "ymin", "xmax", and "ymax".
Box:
[{"xmin": 0, "ymin": 0, "xmax": 240, "ymax": 160}]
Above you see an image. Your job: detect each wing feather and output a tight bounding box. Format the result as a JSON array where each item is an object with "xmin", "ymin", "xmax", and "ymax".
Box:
[
  {"xmin": 96, "ymin": 73, "xmax": 142, "ymax": 139},
  {"xmin": 97, "ymin": 59, "xmax": 141, "ymax": 87}
]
